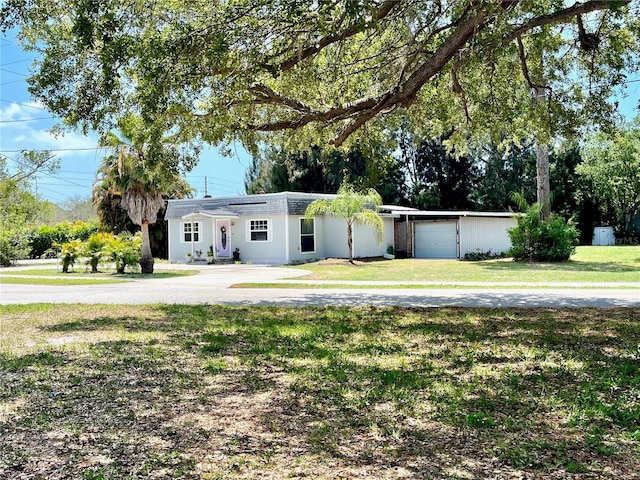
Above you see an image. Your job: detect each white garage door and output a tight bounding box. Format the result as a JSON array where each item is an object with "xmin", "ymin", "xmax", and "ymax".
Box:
[{"xmin": 414, "ymin": 221, "xmax": 458, "ymax": 258}]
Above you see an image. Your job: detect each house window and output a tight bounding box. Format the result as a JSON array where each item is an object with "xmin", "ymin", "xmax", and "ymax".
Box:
[
  {"xmin": 182, "ymin": 222, "xmax": 201, "ymax": 243},
  {"xmin": 249, "ymin": 219, "xmax": 270, "ymax": 242},
  {"xmin": 300, "ymin": 218, "xmax": 315, "ymax": 253}
]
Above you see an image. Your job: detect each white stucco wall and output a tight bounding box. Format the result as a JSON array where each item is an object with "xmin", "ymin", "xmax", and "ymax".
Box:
[
  {"xmin": 321, "ymin": 216, "xmax": 392, "ymax": 259},
  {"xmin": 286, "ymin": 216, "xmax": 325, "ymax": 264},
  {"xmin": 167, "ymin": 216, "xmax": 215, "ymax": 262},
  {"xmin": 168, "ymin": 215, "xmax": 288, "ymax": 264},
  {"xmin": 169, "ymin": 213, "xmax": 394, "ymax": 264},
  {"xmin": 235, "ymin": 215, "xmax": 288, "ymax": 264},
  {"xmin": 458, "ymin": 216, "xmax": 516, "ymax": 257}
]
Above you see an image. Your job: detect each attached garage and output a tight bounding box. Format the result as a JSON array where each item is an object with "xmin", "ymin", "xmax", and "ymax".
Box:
[
  {"xmin": 414, "ymin": 221, "xmax": 458, "ymax": 259},
  {"xmin": 381, "ymin": 207, "xmax": 518, "ymax": 260}
]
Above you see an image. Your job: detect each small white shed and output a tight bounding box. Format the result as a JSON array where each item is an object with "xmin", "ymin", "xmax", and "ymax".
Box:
[{"xmin": 592, "ymin": 226, "xmax": 615, "ymax": 246}]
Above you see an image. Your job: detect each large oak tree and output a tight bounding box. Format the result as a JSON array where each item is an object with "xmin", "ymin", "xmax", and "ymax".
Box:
[{"xmin": 3, "ymin": 1, "xmax": 638, "ymax": 209}]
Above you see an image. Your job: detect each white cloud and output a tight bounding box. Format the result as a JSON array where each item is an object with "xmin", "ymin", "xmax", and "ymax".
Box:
[{"xmin": 1, "ymin": 102, "xmax": 99, "ymax": 159}]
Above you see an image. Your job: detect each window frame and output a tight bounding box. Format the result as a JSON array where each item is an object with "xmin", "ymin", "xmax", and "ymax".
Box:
[
  {"xmin": 181, "ymin": 221, "xmax": 202, "ymax": 243},
  {"xmin": 247, "ymin": 219, "xmax": 272, "ymax": 242},
  {"xmin": 299, "ymin": 218, "xmax": 316, "ymax": 254}
]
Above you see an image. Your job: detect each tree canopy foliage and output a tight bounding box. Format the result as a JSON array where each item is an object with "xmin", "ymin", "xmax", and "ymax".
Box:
[
  {"xmin": 0, "ymin": 152, "xmax": 58, "ymax": 230},
  {"xmin": 579, "ymin": 119, "xmax": 640, "ymax": 233},
  {"xmin": 0, "ymin": 152, "xmax": 59, "ymax": 264},
  {"xmin": 2, "ymin": 0, "xmax": 638, "ymax": 153},
  {"xmin": 244, "ymin": 144, "xmax": 394, "ymax": 196}
]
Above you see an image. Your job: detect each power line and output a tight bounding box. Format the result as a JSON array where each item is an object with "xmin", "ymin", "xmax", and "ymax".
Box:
[
  {"xmin": 0, "ymin": 79, "xmax": 30, "ymax": 86},
  {"xmin": 35, "ymin": 185, "xmax": 74, "ymax": 202},
  {"xmin": 0, "ymin": 57, "xmax": 37, "ymax": 67},
  {"xmin": 0, "ymin": 99, "xmax": 47, "ymax": 110},
  {"xmin": 36, "ymin": 170, "xmax": 93, "ymax": 190},
  {"xmin": 185, "ymin": 174, "xmax": 242, "ymax": 186},
  {"xmin": 0, "ymin": 68, "xmax": 28, "ymax": 77},
  {"xmin": 0, "ymin": 116, "xmax": 56, "ymax": 123}
]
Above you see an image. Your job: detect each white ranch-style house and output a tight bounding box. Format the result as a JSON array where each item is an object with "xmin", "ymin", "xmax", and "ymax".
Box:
[{"xmin": 164, "ymin": 191, "xmax": 517, "ymax": 264}]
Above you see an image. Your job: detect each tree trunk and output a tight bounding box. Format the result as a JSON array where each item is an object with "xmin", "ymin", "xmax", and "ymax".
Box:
[
  {"xmin": 534, "ymin": 87, "xmax": 551, "ymax": 221},
  {"xmin": 347, "ymin": 221, "xmax": 354, "ymax": 263},
  {"xmin": 139, "ymin": 220, "xmax": 154, "ymax": 274},
  {"xmin": 536, "ymin": 142, "xmax": 551, "ymax": 221}
]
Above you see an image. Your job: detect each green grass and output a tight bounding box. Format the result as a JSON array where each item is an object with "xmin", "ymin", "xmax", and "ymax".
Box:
[
  {"xmin": 232, "ymin": 282, "xmax": 639, "ymax": 289},
  {"xmin": 0, "ymin": 268, "xmax": 197, "ymax": 277},
  {"xmin": 1, "ymin": 304, "xmax": 639, "ymax": 478},
  {"xmin": 0, "ymin": 268, "xmax": 198, "ymax": 285},
  {"xmin": 288, "ymin": 246, "xmax": 640, "ymax": 283},
  {"xmin": 0, "ymin": 276, "xmax": 127, "ymax": 285}
]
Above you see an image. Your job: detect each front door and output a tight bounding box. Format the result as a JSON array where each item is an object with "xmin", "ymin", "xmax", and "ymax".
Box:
[{"xmin": 216, "ymin": 219, "xmax": 231, "ymax": 258}]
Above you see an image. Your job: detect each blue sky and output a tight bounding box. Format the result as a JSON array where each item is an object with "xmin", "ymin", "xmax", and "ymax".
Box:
[
  {"xmin": 1, "ymin": 29, "xmax": 639, "ymax": 205},
  {"xmin": 1, "ymin": 29, "xmax": 250, "ymax": 205}
]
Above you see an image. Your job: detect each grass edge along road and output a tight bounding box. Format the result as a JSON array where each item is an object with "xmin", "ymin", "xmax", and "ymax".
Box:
[
  {"xmin": 1, "ymin": 304, "xmax": 639, "ymax": 479},
  {"xmin": 284, "ymin": 246, "xmax": 640, "ymax": 284},
  {"xmin": 1, "ymin": 246, "xmax": 639, "ymax": 287}
]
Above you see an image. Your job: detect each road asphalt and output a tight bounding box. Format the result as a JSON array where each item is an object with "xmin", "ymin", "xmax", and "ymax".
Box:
[{"xmin": 1, "ymin": 263, "xmax": 639, "ymax": 307}]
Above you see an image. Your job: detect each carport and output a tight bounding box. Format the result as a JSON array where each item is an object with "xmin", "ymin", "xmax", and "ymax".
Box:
[{"xmin": 380, "ymin": 207, "xmax": 518, "ymax": 259}]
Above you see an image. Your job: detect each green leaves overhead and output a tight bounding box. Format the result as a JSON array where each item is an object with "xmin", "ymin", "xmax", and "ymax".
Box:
[{"xmin": 2, "ymin": 0, "xmax": 639, "ymax": 151}]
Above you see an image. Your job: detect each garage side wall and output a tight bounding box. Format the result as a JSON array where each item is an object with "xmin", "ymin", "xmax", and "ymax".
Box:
[{"xmin": 459, "ymin": 217, "xmax": 516, "ymax": 257}]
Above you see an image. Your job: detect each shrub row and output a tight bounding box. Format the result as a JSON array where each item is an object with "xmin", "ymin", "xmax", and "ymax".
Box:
[
  {"xmin": 29, "ymin": 221, "xmax": 98, "ymax": 258},
  {"xmin": 464, "ymin": 250, "xmax": 509, "ymax": 261},
  {"xmin": 1, "ymin": 221, "xmax": 100, "ymax": 267}
]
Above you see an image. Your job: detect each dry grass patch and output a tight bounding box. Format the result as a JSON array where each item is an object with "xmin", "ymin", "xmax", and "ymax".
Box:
[{"xmin": 1, "ymin": 305, "xmax": 639, "ymax": 479}]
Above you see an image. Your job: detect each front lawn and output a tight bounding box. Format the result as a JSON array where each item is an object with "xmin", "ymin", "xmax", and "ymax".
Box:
[
  {"xmin": 290, "ymin": 246, "xmax": 640, "ymax": 283},
  {"xmin": 1, "ymin": 304, "xmax": 638, "ymax": 479},
  {"xmin": 0, "ymin": 268, "xmax": 198, "ymax": 286}
]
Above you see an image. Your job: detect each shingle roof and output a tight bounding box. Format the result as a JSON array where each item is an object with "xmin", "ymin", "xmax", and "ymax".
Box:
[{"xmin": 164, "ymin": 191, "xmax": 336, "ymax": 220}]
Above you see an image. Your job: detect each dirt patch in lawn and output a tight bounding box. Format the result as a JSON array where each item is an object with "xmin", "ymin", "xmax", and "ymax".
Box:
[
  {"xmin": 316, "ymin": 257, "xmax": 385, "ymax": 266},
  {"xmin": 1, "ymin": 305, "xmax": 639, "ymax": 479}
]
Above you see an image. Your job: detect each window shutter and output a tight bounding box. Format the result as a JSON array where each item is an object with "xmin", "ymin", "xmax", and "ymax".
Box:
[
  {"xmin": 267, "ymin": 219, "xmax": 273, "ymax": 242},
  {"xmin": 246, "ymin": 220, "xmax": 251, "ymax": 242}
]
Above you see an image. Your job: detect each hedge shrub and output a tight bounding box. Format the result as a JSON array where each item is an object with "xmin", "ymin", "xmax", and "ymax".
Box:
[
  {"xmin": 28, "ymin": 221, "xmax": 98, "ymax": 258},
  {"xmin": 509, "ymin": 204, "xmax": 579, "ymax": 262}
]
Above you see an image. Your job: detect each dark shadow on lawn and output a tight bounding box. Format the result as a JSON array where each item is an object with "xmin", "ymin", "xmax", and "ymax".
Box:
[
  {"xmin": 479, "ymin": 259, "xmax": 640, "ymax": 273},
  {"xmin": 6, "ymin": 306, "xmax": 640, "ymax": 478}
]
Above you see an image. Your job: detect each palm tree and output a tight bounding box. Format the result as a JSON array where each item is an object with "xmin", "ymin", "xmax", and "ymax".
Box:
[
  {"xmin": 304, "ymin": 183, "xmax": 384, "ymax": 263},
  {"xmin": 95, "ymin": 116, "xmax": 196, "ymax": 273}
]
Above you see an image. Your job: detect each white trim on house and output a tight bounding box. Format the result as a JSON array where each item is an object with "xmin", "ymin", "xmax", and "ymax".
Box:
[
  {"xmin": 246, "ymin": 219, "xmax": 273, "ymax": 242},
  {"xmin": 285, "ymin": 211, "xmax": 290, "ymax": 263},
  {"xmin": 299, "ymin": 218, "xmax": 316, "ymax": 254},
  {"xmin": 395, "ymin": 210, "xmax": 518, "ymax": 218},
  {"xmin": 180, "ymin": 221, "xmax": 203, "ymax": 243}
]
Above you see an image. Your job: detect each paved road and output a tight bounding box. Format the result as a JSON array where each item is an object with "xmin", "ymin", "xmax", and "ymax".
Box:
[{"xmin": 1, "ymin": 264, "xmax": 639, "ymax": 307}]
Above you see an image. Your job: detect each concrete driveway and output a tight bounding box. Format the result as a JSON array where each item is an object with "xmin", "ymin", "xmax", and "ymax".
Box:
[{"xmin": 1, "ymin": 263, "xmax": 639, "ymax": 307}]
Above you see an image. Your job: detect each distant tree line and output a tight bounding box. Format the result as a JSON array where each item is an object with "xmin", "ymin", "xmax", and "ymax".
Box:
[{"xmin": 245, "ymin": 125, "xmax": 640, "ymax": 244}]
